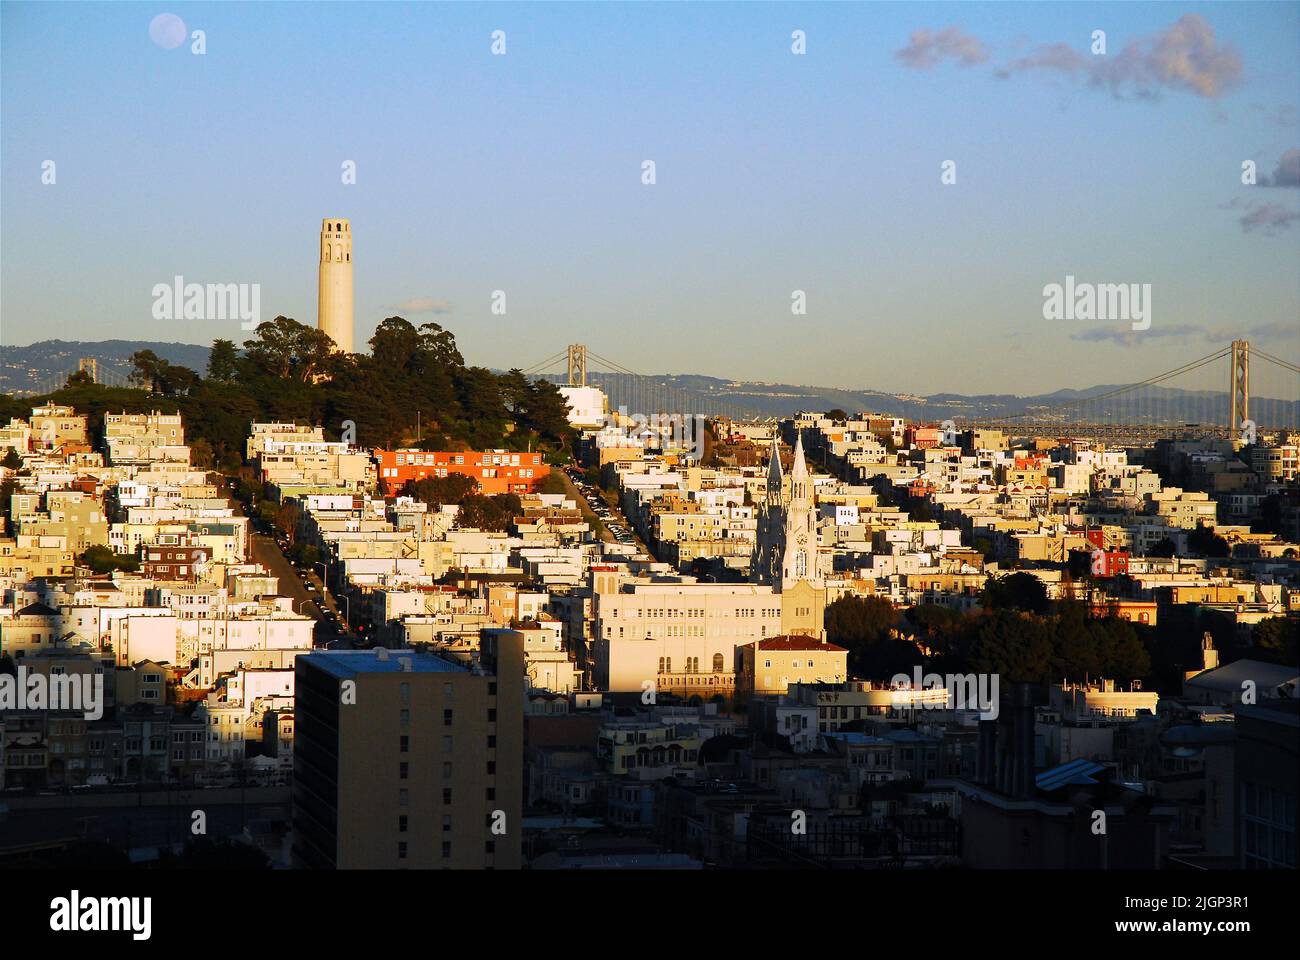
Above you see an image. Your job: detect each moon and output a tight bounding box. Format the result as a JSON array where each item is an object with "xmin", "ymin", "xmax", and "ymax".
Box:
[{"xmin": 148, "ymin": 13, "xmax": 187, "ymax": 50}]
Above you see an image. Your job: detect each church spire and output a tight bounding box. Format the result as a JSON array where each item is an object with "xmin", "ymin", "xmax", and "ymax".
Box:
[
  {"xmin": 765, "ymin": 433, "xmax": 783, "ymax": 507},
  {"xmin": 790, "ymin": 429, "xmax": 809, "ymax": 505}
]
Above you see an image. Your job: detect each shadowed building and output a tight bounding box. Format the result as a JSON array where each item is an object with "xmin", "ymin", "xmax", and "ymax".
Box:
[{"xmin": 293, "ymin": 635, "xmax": 524, "ymax": 869}]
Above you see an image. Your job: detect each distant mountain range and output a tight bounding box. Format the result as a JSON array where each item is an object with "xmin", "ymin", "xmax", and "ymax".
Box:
[
  {"xmin": 0, "ymin": 340, "xmax": 212, "ymax": 394},
  {"xmin": 2, "ymin": 339, "xmax": 1295, "ymax": 427}
]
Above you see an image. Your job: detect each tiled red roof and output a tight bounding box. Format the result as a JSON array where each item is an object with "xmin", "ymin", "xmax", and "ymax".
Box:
[{"xmin": 756, "ymin": 635, "xmax": 846, "ymax": 652}]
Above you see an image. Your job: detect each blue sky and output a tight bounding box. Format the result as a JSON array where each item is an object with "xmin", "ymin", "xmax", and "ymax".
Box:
[{"xmin": 2, "ymin": 1, "xmax": 1297, "ymax": 394}]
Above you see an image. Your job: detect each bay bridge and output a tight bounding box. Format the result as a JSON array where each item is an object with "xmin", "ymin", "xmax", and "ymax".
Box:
[
  {"xmin": 522, "ymin": 340, "xmax": 1299, "ymax": 444},
  {"xmin": 22, "ymin": 357, "xmax": 136, "ymax": 394}
]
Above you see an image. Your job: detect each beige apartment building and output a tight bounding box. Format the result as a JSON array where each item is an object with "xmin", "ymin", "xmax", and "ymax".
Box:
[
  {"xmin": 1148, "ymin": 489, "xmax": 1218, "ymax": 529},
  {"xmin": 737, "ymin": 635, "xmax": 849, "ymax": 699},
  {"xmin": 591, "ymin": 573, "xmax": 781, "ymax": 698},
  {"xmin": 104, "ymin": 410, "xmax": 185, "ymax": 445},
  {"xmin": 30, "ymin": 404, "xmax": 88, "ymax": 450},
  {"xmin": 1, "ymin": 601, "xmax": 62, "ymax": 659},
  {"xmin": 18, "ymin": 491, "xmax": 109, "ymax": 554},
  {"xmin": 246, "ymin": 422, "xmax": 326, "ymax": 460},
  {"xmin": 1251, "ymin": 444, "xmax": 1299, "ymax": 483},
  {"xmin": 292, "ymin": 633, "xmax": 524, "ymax": 869},
  {"xmin": 0, "ymin": 539, "xmax": 75, "ymax": 579}
]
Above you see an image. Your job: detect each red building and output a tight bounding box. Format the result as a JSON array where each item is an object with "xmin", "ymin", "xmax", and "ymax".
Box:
[
  {"xmin": 905, "ymin": 425, "xmax": 943, "ymax": 449},
  {"xmin": 376, "ymin": 449, "xmax": 550, "ymax": 496},
  {"xmin": 1070, "ymin": 545, "xmax": 1130, "ymax": 578}
]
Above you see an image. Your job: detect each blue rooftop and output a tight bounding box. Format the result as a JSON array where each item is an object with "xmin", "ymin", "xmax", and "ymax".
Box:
[
  {"xmin": 302, "ymin": 650, "xmax": 469, "ymax": 678},
  {"xmin": 822, "ymin": 732, "xmax": 888, "ymax": 746},
  {"xmin": 1035, "ymin": 758, "xmax": 1105, "ymax": 792}
]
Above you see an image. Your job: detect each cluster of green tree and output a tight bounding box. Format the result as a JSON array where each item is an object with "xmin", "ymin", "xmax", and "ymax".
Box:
[
  {"xmin": 980, "ymin": 571, "xmax": 1051, "ymax": 615},
  {"xmin": 825, "ymin": 595, "xmax": 921, "ymax": 677},
  {"xmin": 227, "ymin": 468, "xmax": 279, "ymax": 530},
  {"xmin": 1250, "ymin": 493, "xmax": 1293, "ymax": 536},
  {"xmin": 825, "ymin": 588, "xmax": 1152, "ymax": 687},
  {"xmin": 1144, "ymin": 527, "xmax": 1233, "ymax": 560},
  {"xmin": 286, "ymin": 541, "xmax": 320, "ymax": 569},
  {"xmin": 1250, "ymin": 616, "xmax": 1298, "ymax": 666},
  {"xmin": 458, "ymin": 494, "xmax": 523, "ymax": 533},
  {"xmin": 78, "ymin": 544, "xmax": 141, "ymax": 574},
  {"xmin": 0, "ymin": 317, "xmax": 573, "ymax": 473},
  {"xmin": 0, "ymin": 473, "xmax": 18, "ymax": 535},
  {"xmin": 402, "ymin": 473, "xmax": 479, "ymax": 506},
  {"xmin": 537, "ymin": 470, "xmax": 567, "ymax": 497},
  {"xmin": 1187, "ymin": 523, "xmax": 1231, "ymax": 558},
  {"xmin": 1148, "ymin": 537, "xmax": 1177, "ymax": 558},
  {"xmin": 401, "ymin": 474, "xmax": 522, "ymax": 533}
]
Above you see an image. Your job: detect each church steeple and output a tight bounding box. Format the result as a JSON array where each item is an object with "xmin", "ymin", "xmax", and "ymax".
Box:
[
  {"xmin": 790, "ymin": 430, "xmax": 809, "ymax": 506},
  {"xmin": 780, "ymin": 428, "xmax": 820, "ymax": 592},
  {"xmin": 765, "ymin": 433, "xmax": 783, "ymax": 507}
]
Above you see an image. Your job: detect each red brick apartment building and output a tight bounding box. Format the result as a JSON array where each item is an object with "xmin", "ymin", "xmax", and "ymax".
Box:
[{"xmin": 375, "ymin": 449, "xmax": 550, "ymax": 496}]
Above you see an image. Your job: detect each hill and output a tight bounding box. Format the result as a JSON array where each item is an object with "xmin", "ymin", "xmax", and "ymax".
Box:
[{"xmin": 0, "ymin": 340, "xmax": 211, "ymax": 394}]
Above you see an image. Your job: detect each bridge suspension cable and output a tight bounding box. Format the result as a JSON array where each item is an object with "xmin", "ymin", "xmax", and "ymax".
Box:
[
  {"xmin": 978, "ymin": 347, "xmax": 1232, "ymax": 425},
  {"xmin": 520, "ymin": 344, "xmax": 772, "ymax": 421}
]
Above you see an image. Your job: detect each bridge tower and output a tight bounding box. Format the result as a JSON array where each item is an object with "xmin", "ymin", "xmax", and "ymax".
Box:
[
  {"xmin": 567, "ymin": 344, "xmax": 587, "ymax": 387},
  {"xmin": 1230, "ymin": 339, "xmax": 1250, "ymax": 446}
]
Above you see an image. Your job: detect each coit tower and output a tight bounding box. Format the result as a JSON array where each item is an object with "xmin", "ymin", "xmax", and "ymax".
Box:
[{"xmin": 317, "ymin": 218, "xmax": 354, "ymax": 353}]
